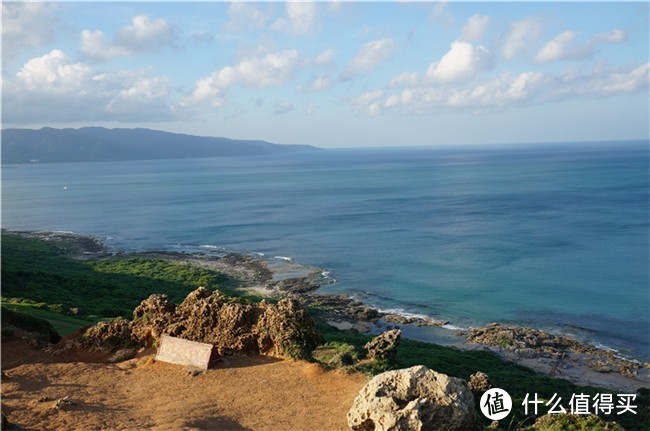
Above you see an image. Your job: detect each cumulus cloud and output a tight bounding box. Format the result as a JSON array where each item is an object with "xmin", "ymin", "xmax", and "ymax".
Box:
[
  {"xmin": 188, "ymin": 49, "xmax": 299, "ymax": 107},
  {"xmin": 342, "ymin": 38, "xmax": 395, "ymax": 80},
  {"xmin": 354, "ymin": 61, "xmax": 648, "ymax": 116},
  {"xmin": 460, "ymin": 13, "xmax": 490, "ymax": 41},
  {"xmin": 534, "ymin": 30, "xmax": 593, "ymax": 63},
  {"xmin": 226, "ymin": 2, "xmax": 270, "ymax": 30},
  {"xmin": 388, "ymin": 71, "xmax": 419, "ymax": 89},
  {"xmin": 16, "ymin": 49, "xmax": 92, "ymax": 94},
  {"xmin": 501, "ymin": 16, "xmax": 544, "ymax": 60},
  {"xmin": 2, "ymin": 2, "xmax": 59, "ymax": 62},
  {"xmin": 350, "ymin": 89, "xmax": 384, "ymax": 116},
  {"xmin": 427, "ymin": 41, "xmax": 494, "ymax": 84},
  {"xmin": 81, "ymin": 15, "xmax": 175, "ymax": 60},
  {"xmin": 594, "ymin": 29, "xmax": 627, "ymax": 43},
  {"xmin": 5, "ymin": 49, "xmax": 180, "ymax": 123},
  {"xmin": 535, "ymin": 28, "xmax": 628, "ymax": 63},
  {"xmin": 445, "ymin": 71, "xmax": 548, "ymax": 108},
  {"xmin": 272, "ymin": 2, "xmax": 319, "ymax": 35},
  {"xmin": 314, "ymin": 48, "xmax": 336, "ymax": 66},
  {"xmin": 298, "ymin": 75, "xmax": 332, "ymax": 93},
  {"xmin": 552, "ymin": 63, "xmax": 649, "ymax": 97},
  {"xmin": 429, "ymin": 1, "xmax": 455, "ymax": 27}
]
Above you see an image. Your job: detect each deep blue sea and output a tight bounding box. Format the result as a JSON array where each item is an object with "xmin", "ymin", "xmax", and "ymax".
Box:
[{"xmin": 2, "ymin": 142, "xmax": 649, "ymax": 360}]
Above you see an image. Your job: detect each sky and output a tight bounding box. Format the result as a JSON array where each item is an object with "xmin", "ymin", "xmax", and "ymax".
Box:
[{"xmin": 2, "ymin": 1, "xmax": 649, "ymax": 148}]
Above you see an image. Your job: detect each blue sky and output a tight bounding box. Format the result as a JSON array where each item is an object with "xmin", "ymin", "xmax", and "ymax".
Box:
[{"xmin": 2, "ymin": 1, "xmax": 649, "ymax": 148}]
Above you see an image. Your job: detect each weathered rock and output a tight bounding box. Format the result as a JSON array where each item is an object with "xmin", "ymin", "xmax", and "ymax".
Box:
[
  {"xmin": 51, "ymin": 396, "xmax": 76, "ymax": 411},
  {"xmin": 77, "ymin": 318, "xmax": 136, "ymax": 352},
  {"xmin": 468, "ymin": 371, "xmax": 491, "ymax": 393},
  {"xmin": 466, "ymin": 323, "xmax": 645, "ymax": 378},
  {"xmin": 130, "ymin": 293, "xmax": 177, "ymax": 344},
  {"xmin": 253, "ymin": 298, "xmax": 321, "ymax": 359},
  {"xmin": 108, "ymin": 348, "xmax": 137, "ymax": 363},
  {"xmin": 129, "ymin": 288, "xmax": 320, "ymax": 359},
  {"xmin": 364, "ymin": 329, "xmax": 401, "ymax": 361},
  {"xmin": 347, "ymin": 365, "xmax": 480, "ymax": 431}
]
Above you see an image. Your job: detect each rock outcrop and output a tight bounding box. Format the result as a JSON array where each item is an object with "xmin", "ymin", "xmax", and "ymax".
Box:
[
  {"xmin": 468, "ymin": 371, "xmax": 491, "ymax": 393},
  {"xmin": 364, "ymin": 329, "xmax": 401, "ymax": 361},
  {"xmin": 467, "ymin": 323, "xmax": 646, "ymax": 377},
  {"xmin": 72, "ymin": 287, "xmax": 321, "ymax": 360},
  {"xmin": 347, "ymin": 365, "xmax": 480, "ymax": 431},
  {"xmin": 74, "ymin": 318, "xmax": 136, "ymax": 352}
]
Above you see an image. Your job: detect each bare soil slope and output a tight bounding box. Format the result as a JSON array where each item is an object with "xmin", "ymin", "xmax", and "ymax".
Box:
[{"xmin": 2, "ymin": 338, "xmax": 367, "ymax": 431}]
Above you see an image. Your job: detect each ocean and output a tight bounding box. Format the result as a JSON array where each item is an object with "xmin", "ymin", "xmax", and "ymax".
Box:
[{"xmin": 2, "ymin": 142, "xmax": 648, "ymax": 361}]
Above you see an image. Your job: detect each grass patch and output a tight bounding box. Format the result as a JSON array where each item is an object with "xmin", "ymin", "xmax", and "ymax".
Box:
[
  {"xmin": 316, "ymin": 321, "xmax": 648, "ymax": 431},
  {"xmin": 1, "ymin": 232, "xmax": 242, "ymax": 318},
  {"xmin": 1, "ymin": 301, "xmax": 99, "ymax": 336}
]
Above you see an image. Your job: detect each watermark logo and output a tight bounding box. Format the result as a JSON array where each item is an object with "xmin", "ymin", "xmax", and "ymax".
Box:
[{"xmin": 480, "ymin": 388, "xmax": 512, "ymax": 421}]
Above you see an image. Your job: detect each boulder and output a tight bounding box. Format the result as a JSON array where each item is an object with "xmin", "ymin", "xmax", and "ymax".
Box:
[
  {"xmin": 468, "ymin": 371, "xmax": 491, "ymax": 393},
  {"xmin": 78, "ymin": 318, "xmax": 136, "ymax": 352},
  {"xmin": 364, "ymin": 329, "xmax": 401, "ymax": 361},
  {"xmin": 347, "ymin": 365, "xmax": 480, "ymax": 431},
  {"xmin": 130, "ymin": 293, "xmax": 177, "ymax": 344},
  {"xmin": 130, "ymin": 288, "xmax": 320, "ymax": 359}
]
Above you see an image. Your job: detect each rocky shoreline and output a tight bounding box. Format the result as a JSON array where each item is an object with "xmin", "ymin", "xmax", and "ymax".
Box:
[{"xmin": 6, "ymin": 229, "xmax": 649, "ymax": 391}]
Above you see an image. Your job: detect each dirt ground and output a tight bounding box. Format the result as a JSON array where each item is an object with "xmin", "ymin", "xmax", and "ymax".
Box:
[{"xmin": 1, "ymin": 338, "xmax": 368, "ymax": 431}]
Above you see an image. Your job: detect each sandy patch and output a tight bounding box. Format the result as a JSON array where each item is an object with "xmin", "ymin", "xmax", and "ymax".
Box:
[{"xmin": 2, "ymin": 341, "xmax": 368, "ymax": 431}]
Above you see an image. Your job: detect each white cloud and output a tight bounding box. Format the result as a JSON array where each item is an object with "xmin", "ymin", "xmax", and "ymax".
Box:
[
  {"xmin": 429, "ymin": 1, "xmax": 455, "ymax": 27},
  {"xmin": 350, "ymin": 89, "xmax": 384, "ymax": 116},
  {"xmin": 2, "ymin": 2, "xmax": 58, "ymax": 61},
  {"xmin": 6, "ymin": 49, "xmax": 179, "ymax": 123},
  {"xmin": 427, "ymin": 41, "xmax": 494, "ymax": 84},
  {"xmin": 595, "ymin": 29, "xmax": 627, "ymax": 43},
  {"xmin": 115, "ymin": 15, "xmax": 175, "ymax": 51},
  {"xmin": 81, "ymin": 30, "xmax": 130, "ymax": 61},
  {"xmin": 342, "ymin": 38, "xmax": 395, "ymax": 80},
  {"xmin": 274, "ymin": 101, "xmax": 294, "ymax": 115},
  {"xmin": 534, "ymin": 30, "xmax": 593, "ymax": 63},
  {"xmin": 298, "ymin": 75, "xmax": 332, "ymax": 93},
  {"xmin": 188, "ymin": 49, "xmax": 299, "ymax": 106},
  {"xmin": 16, "ymin": 49, "xmax": 92, "ymax": 94},
  {"xmin": 553, "ymin": 63, "xmax": 649, "ymax": 97},
  {"xmin": 81, "ymin": 15, "xmax": 175, "ymax": 60},
  {"xmin": 272, "ymin": 2, "xmax": 319, "ymax": 35},
  {"xmin": 460, "ymin": 13, "xmax": 490, "ymax": 41},
  {"xmin": 445, "ymin": 71, "xmax": 548, "ymax": 108},
  {"xmin": 314, "ymin": 48, "xmax": 336, "ymax": 66},
  {"xmin": 501, "ymin": 16, "xmax": 544, "ymax": 60},
  {"xmin": 226, "ymin": 2, "xmax": 270, "ymax": 30},
  {"xmin": 388, "ymin": 71, "xmax": 419, "ymax": 89},
  {"xmin": 357, "ymin": 61, "xmax": 648, "ymax": 116}
]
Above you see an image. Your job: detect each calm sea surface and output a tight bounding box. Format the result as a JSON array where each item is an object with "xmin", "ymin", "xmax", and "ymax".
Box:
[{"xmin": 2, "ymin": 142, "xmax": 648, "ymax": 360}]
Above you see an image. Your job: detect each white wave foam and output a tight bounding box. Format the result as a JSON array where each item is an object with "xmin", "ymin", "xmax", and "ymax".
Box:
[
  {"xmin": 252, "ymin": 252, "xmax": 265, "ymax": 257},
  {"xmin": 274, "ymin": 256, "xmax": 293, "ymax": 262},
  {"xmin": 199, "ymin": 244, "xmax": 221, "ymax": 250},
  {"xmin": 442, "ymin": 323, "xmax": 467, "ymax": 331}
]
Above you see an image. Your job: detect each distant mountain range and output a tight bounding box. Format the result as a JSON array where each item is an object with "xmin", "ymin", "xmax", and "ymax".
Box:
[{"xmin": 1, "ymin": 127, "xmax": 321, "ymax": 163}]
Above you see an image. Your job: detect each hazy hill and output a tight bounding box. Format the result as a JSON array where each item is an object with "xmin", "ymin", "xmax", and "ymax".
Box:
[{"xmin": 1, "ymin": 127, "xmax": 320, "ymax": 163}]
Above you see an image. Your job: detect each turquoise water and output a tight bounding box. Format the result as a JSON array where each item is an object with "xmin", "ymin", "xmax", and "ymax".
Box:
[{"xmin": 2, "ymin": 142, "xmax": 648, "ymax": 360}]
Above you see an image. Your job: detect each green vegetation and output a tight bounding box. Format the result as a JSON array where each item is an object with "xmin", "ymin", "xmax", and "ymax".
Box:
[
  {"xmin": 2, "ymin": 232, "xmax": 647, "ymax": 431},
  {"xmin": 316, "ymin": 322, "xmax": 649, "ymax": 431},
  {"xmin": 1, "ymin": 301, "xmax": 98, "ymax": 336},
  {"xmin": 1, "ymin": 232, "xmax": 238, "ymax": 318}
]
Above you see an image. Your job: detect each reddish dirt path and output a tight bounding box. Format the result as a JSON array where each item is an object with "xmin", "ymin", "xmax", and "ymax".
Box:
[{"xmin": 2, "ymin": 339, "xmax": 368, "ymax": 431}]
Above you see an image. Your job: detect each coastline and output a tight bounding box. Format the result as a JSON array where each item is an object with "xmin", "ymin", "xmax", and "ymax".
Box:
[{"xmin": 4, "ymin": 229, "xmax": 649, "ymax": 392}]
